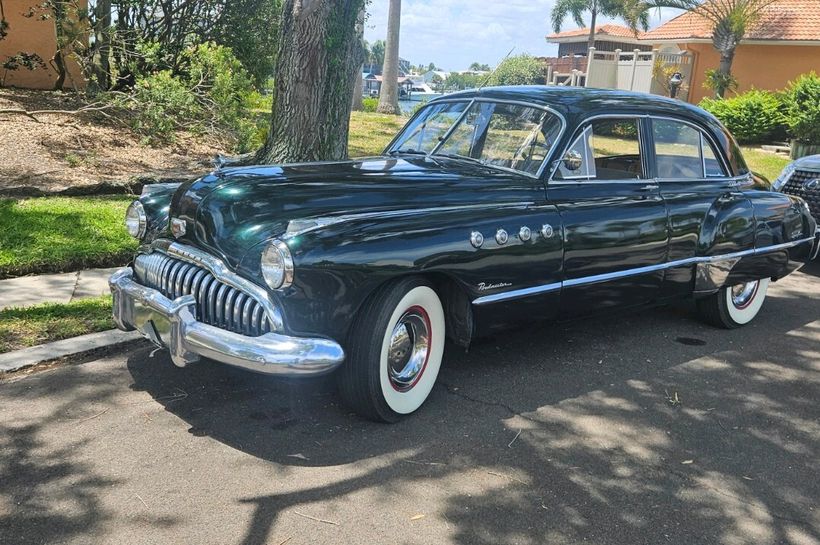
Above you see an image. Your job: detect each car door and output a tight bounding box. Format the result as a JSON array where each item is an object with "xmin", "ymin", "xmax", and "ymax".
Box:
[
  {"xmin": 648, "ymin": 117, "xmax": 756, "ymax": 299},
  {"xmin": 548, "ymin": 116, "xmax": 669, "ymax": 318}
]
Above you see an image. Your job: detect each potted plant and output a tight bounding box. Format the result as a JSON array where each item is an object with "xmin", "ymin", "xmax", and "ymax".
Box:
[{"xmin": 785, "ymin": 72, "xmax": 820, "ymax": 159}]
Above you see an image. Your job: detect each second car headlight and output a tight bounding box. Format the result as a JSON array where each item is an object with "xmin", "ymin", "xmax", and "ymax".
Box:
[
  {"xmin": 125, "ymin": 200, "xmax": 147, "ymax": 239},
  {"xmin": 772, "ymin": 162, "xmax": 797, "ymax": 191},
  {"xmin": 261, "ymin": 239, "xmax": 294, "ymax": 290}
]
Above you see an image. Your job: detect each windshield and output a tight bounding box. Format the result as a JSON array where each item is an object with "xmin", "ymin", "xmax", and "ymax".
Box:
[{"xmin": 388, "ymin": 100, "xmax": 562, "ymax": 176}]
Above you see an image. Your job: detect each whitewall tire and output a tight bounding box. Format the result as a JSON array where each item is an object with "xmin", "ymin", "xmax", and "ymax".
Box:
[
  {"xmin": 338, "ymin": 277, "xmax": 446, "ymax": 422},
  {"xmin": 697, "ymin": 278, "xmax": 769, "ymax": 329}
]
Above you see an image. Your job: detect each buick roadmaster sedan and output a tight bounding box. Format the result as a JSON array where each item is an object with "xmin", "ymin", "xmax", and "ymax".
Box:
[{"xmin": 111, "ymin": 87, "xmax": 819, "ymax": 422}]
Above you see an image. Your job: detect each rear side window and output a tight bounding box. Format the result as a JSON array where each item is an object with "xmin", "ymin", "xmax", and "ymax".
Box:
[
  {"xmin": 556, "ymin": 118, "xmax": 645, "ymax": 180},
  {"xmin": 652, "ymin": 119, "xmax": 727, "ymax": 179}
]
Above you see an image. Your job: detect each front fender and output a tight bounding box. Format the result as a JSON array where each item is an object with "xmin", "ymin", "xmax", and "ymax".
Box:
[
  {"xmin": 249, "ymin": 202, "xmax": 561, "ymax": 342},
  {"xmin": 139, "ymin": 183, "xmax": 181, "ymax": 242}
]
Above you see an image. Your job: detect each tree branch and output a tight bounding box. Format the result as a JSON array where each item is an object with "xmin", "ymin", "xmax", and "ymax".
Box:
[{"xmin": 0, "ymin": 103, "xmax": 114, "ymax": 121}]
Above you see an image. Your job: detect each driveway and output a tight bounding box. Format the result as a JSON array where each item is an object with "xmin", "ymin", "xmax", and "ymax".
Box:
[{"xmin": 2, "ymin": 262, "xmax": 819, "ymax": 545}]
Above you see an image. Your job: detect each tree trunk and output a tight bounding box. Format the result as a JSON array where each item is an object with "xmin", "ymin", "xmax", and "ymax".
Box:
[
  {"xmin": 716, "ymin": 50, "xmax": 734, "ymax": 98},
  {"xmin": 92, "ymin": 0, "xmax": 112, "ymax": 92},
  {"xmin": 586, "ymin": 0, "xmax": 598, "ymax": 52},
  {"xmin": 257, "ymin": 0, "xmax": 365, "ymax": 164},
  {"xmin": 51, "ymin": 1, "xmax": 67, "ymax": 91},
  {"xmin": 376, "ymin": 0, "xmax": 401, "ymax": 115},
  {"xmin": 351, "ymin": 5, "xmax": 364, "ymax": 111}
]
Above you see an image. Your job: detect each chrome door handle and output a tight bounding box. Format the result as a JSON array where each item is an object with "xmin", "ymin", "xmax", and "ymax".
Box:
[{"xmin": 638, "ymin": 183, "xmax": 659, "ymax": 191}]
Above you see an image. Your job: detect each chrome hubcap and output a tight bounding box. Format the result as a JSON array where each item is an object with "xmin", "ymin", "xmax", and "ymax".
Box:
[
  {"xmin": 731, "ymin": 280, "xmax": 759, "ymax": 308},
  {"xmin": 387, "ymin": 307, "xmax": 431, "ymax": 391}
]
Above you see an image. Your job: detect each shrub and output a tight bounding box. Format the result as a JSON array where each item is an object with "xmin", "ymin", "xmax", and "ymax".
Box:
[
  {"xmin": 783, "ymin": 72, "xmax": 820, "ymax": 144},
  {"xmin": 123, "ymin": 42, "xmax": 264, "ymax": 152},
  {"xmin": 361, "ymin": 97, "xmax": 379, "ymax": 112},
  {"xmin": 487, "ymin": 54, "xmax": 544, "ymax": 86},
  {"xmin": 128, "ymin": 70, "xmax": 201, "ymax": 144},
  {"xmin": 700, "ymin": 90, "xmax": 787, "ymax": 144},
  {"xmin": 182, "ymin": 42, "xmax": 261, "ymax": 152},
  {"xmin": 703, "ymin": 69, "xmax": 738, "ymax": 98}
]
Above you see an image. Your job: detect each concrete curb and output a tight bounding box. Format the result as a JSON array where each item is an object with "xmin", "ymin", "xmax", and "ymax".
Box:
[{"xmin": 0, "ymin": 330, "xmax": 143, "ymax": 374}]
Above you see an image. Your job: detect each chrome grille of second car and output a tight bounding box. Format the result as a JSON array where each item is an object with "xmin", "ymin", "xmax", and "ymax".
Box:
[
  {"xmin": 133, "ymin": 252, "xmax": 272, "ymax": 336},
  {"xmin": 783, "ymin": 169, "xmax": 820, "ymax": 219}
]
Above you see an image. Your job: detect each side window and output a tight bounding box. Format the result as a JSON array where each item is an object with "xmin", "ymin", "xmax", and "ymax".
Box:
[
  {"xmin": 557, "ymin": 125, "xmax": 595, "ymax": 179},
  {"xmin": 652, "ymin": 118, "xmax": 728, "ymax": 179},
  {"xmin": 653, "ymin": 119, "xmax": 702, "ymax": 179},
  {"xmin": 702, "ymin": 134, "xmax": 727, "ymax": 177},
  {"xmin": 556, "ymin": 118, "xmax": 645, "ymax": 180}
]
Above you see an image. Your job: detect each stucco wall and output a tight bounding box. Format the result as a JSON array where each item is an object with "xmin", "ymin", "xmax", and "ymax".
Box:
[
  {"xmin": 682, "ymin": 42, "xmax": 820, "ymax": 103},
  {"xmin": 0, "ymin": 0, "xmax": 85, "ymax": 90}
]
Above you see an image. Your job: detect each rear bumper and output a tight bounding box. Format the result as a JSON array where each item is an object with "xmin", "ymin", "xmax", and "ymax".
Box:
[{"xmin": 109, "ymin": 268, "xmax": 345, "ymax": 376}]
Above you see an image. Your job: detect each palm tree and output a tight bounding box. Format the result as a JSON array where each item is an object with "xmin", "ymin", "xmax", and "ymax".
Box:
[
  {"xmin": 377, "ymin": 0, "xmax": 401, "ymax": 114},
  {"xmin": 369, "ymin": 40, "xmax": 385, "ymax": 71},
  {"xmin": 645, "ymin": 0, "xmax": 776, "ymax": 97},
  {"xmin": 551, "ymin": 0, "xmax": 651, "ymax": 52}
]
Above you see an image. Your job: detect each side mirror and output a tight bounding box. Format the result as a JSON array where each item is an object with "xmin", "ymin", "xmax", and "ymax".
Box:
[{"xmin": 562, "ymin": 149, "xmax": 583, "ymax": 171}]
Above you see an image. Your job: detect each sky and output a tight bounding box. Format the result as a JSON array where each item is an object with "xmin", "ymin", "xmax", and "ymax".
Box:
[{"xmin": 363, "ymin": 0, "xmax": 683, "ymax": 72}]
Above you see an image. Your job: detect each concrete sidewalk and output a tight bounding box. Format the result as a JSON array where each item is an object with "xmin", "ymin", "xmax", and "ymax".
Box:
[{"xmin": 0, "ymin": 268, "xmax": 119, "ymax": 310}]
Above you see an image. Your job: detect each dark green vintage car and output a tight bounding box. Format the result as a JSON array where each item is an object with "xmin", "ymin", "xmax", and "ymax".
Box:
[{"xmin": 110, "ymin": 86, "xmax": 819, "ymax": 422}]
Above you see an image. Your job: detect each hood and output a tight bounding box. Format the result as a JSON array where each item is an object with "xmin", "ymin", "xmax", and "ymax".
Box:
[
  {"xmin": 794, "ymin": 154, "xmax": 820, "ymax": 171},
  {"xmin": 170, "ymin": 155, "xmax": 525, "ymax": 268}
]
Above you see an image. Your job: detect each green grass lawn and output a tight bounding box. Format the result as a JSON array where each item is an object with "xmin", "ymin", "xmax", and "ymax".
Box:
[
  {"xmin": 0, "ymin": 296, "xmax": 114, "ymax": 354},
  {"xmin": 349, "ymin": 110, "xmax": 406, "ymax": 156},
  {"xmin": 740, "ymin": 146, "xmax": 789, "ymax": 181},
  {"xmin": 0, "ymin": 196, "xmax": 138, "ymax": 278}
]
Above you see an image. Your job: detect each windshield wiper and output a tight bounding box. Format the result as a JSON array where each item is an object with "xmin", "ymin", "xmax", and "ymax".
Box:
[
  {"xmin": 432, "ymin": 152, "xmax": 486, "ymax": 166},
  {"xmin": 387, "ymin": 148, "xmax": 427, "ymax": 156}
]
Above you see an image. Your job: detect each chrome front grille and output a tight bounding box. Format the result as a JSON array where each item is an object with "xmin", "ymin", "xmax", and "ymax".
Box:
[
  {"xmin": 133, "ymin": 252, "xmax": 272, "ymax": 336},
  {"xmin": 783, "ymin": 169, "xmax": 820, "ymax": 219}
]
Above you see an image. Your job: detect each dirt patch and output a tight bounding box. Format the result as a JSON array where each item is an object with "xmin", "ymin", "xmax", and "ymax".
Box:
[{"xmin": 0, "ymin": 89, "xmax": 225, "ymax": 194}]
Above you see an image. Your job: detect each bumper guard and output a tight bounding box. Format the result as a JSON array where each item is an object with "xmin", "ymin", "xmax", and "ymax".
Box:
[{"xmin": 109, "ymin": 268, "xmax": 344, "ymax": 376}]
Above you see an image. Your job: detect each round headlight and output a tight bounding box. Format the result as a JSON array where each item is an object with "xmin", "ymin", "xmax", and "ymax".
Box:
[
  {"xmin": 261, "ymin": 239, "xmax": 294, "ymax": 290},
  {"xmin": 125, "ymin": 201, "xmax": 147, "ymax": 239}
]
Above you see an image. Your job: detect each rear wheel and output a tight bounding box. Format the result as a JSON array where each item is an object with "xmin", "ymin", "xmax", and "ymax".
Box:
[
  {"xmin": 338, "ymin": 277, "xmax": 446, "ymax": 422},
  {"xmin": 696, "ymin": 278, "xmax": 770, "ymax": 328}
]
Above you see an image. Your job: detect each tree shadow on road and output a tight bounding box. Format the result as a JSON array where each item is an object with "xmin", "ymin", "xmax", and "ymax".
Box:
[
  {"xmin": 122, "ymin": 267, "xmax": 820, "ymax": 545},
  {"xmin": 0, "ymin": 364, "xmax": 180, "ymax": 545}
]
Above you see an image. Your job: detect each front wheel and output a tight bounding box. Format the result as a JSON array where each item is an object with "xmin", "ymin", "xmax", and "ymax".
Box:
[
  {"xmin": 338, "ymin": 277, "xmax": 446, "ymax": 422},
  {"xmin": 696, "ymin": 278, "xmax": 770, "ymax": 329}
]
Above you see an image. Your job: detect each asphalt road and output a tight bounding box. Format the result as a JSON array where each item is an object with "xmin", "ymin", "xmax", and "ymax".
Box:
[{"xmin": 2, "ymin": 263, "xmax": 819, "ymax": 545}]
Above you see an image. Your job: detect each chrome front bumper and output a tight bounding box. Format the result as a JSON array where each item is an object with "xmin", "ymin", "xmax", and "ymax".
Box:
[{"xmin": 109, "ymin": 268, "xmax": 345, "ymax": 376}]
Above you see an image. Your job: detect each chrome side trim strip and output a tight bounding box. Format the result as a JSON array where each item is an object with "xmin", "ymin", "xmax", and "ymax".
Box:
[
  {"xmin": 472, "ymin": 282, "xmax": 562, "ymax": 305},
  {"xmin": 472, "ymin": 236, "xmax": 815, "ymax": 305},
  {"xmin": 283, "ymin": 202, "xmax": 536, "ymax": 239},
  {"xmin": 148, "ymin": 239, "xmax": 284, "ymax": 332}
]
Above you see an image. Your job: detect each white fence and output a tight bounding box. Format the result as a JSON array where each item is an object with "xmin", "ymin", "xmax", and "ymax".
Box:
[{"xmin": 551, "ymin": 47, "xmax": 694, "ymax": 101}]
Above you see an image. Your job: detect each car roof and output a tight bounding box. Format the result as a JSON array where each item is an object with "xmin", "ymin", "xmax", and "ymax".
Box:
[{"xmin": 430, "ymin": 85, "xmax": 719, "ymax": 128}]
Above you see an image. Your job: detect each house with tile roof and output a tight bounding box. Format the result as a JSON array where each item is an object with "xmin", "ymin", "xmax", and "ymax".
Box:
[
  {"xmin": 547, "ymin": 24, "xmax": 652, "ymax": 57},
  {"xmin": 546, "ymin": 0, "xmax": 820, "ymax": 103},
  {"xmin": 640, "ymin": 0, "xmax": 820, "ymax": 102}
]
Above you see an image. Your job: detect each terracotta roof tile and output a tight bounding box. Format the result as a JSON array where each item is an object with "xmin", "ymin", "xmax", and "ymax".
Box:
[
  {"xmin": 640, "ymin": 0, "xmax": 820, "ymax": 41},
  {"xmin": 548, "ymin": 24, "xmax": 639, "ymax": 40}
]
